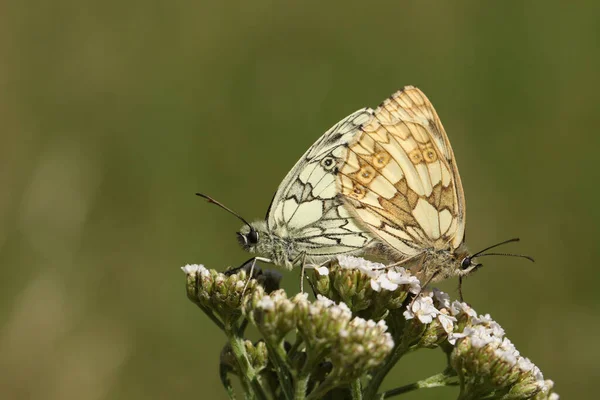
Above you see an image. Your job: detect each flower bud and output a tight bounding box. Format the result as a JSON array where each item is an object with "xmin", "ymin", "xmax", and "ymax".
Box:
[{"xmin": 182, "ymin": 264, "xmax": 258, "ymax": 326}]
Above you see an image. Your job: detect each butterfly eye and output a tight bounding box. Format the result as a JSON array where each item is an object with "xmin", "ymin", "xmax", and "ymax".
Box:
[
  {"xmin": 247, "ymin": 230, "xmax": 259, "ymax": 245},
  {"xmin": 236, "ymin": 230, "xmax": 259, "ymax": 248},
  {"xmin": 320, "ymin": 156, "xmax": 337, "ymax": 171},
  {"xmin": 460, "ymin": 257, "xmax": 472, "ymax": 270}
]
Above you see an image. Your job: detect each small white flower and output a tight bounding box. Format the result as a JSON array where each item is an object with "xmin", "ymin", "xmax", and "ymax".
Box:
[
  {"xmin": 433, "ymin": 288, "xmax": 451, "ymax": 309},
  {"xmin": 448, "ymin": 326, "xmax": 474, "ymax": 344},
  {"xmin": 517, "ymin": 357, "xmax": 535, "ymax": 373},
  {"xmin": 337, "ymin": 255, "xmax": 384, "ymax": 278},
  {"xmin": 387, "ymin": 269, "xmax": 421, "ymax": 293},
  {"xmin": 350, "ymin": 316, "xmax": 367, "ymax": 327},
  {"xmin": 531, "ymin": 364, "xmax": 545, "ymax": 383},
  {"xmin": 499, "ymin": 337, "xmax": 518, "ymax": 354},
  {"xmin": 450, "ymin": 300, "xmax": 477, "ymax": 318},
  {"xmin": 475, "ymin": 313, "xmax": 493, "ymax": 324},
  {"xmin": 437, "ymin": 311, "xmax": 457, "ymax": 334},
  {"xmin": 494, "ymin": 347, "xmax": 517, "ymax": 365},
  {"xmin": 369, "ymin": 273, "xmax": 390, "ymax": 292},
  {"xmin": 257, "ymin": 296, "xmax": 275, "ymax": 311},
  {"xmin": 367, "ymin": 267, "xmax": 420, "ymax": 293},
  {"xmin": 181, "ymin": 264, "xmax": 207, "ymax": 275},
  {"xmin": 315, "ymin": 294, "xmax": 336, "ymax": 307},
  {"xmin": 336, "ymin": 301, "xmax": 352, "ymax": 315},
  {"xmin": 370, "ymin": 279, "xmax": 382, "ymax": 292},
  {"xmin": 460, "ymin": 325, "xmax": 501, "ymax": 349},
  {"xmin": 542, "ymin": 381, "xmax": 557, "ymax": 397},
  {"xmin": 293, "ymin": 292, "xmax": 309, "ymax": 303},
  {"xmin": 403, "ymin": 294, "xmax": 440, "ymax": 324},
  {"xmin": 315, "ymin": 265, "xmax": 329, "ymax": 275},
  {"xmin": 384, "ymin": 335, "xmax": 395, "ymax": 350},
  {"xmin": 376, "ymin": 274, "xmax": 399, "ymax": 291},
  {"xmin": 311, "ymin": 295, "xmax": 352, "ymax": 322}
]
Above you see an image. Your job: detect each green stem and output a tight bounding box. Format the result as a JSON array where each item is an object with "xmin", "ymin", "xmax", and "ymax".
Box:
[
  {"xmin": 219, "ymin": 364, "xmax": 237, "ymax": 400},
  {"xmin": 351, "ymin": 379, "xmax": 362, "ymax": 400},
  {"xmin": 294, "ymin": 373, "xmax": 310, "ymax": 400},
  {"xmin": 265, "ymin": 340, "xmax": 294, "ymax": 400},
  {"xmin": 382, "ymin": 372, "xmax": 459, "ymax": 398},
  {"xmin": 305, "ymin": 370, "xmax": 340, "ymax": 400},
  {"xmin": 227, "ymin": 324, "xmax": 269, "ymax": 400},
  {"xmin": 294, "ymin": 343, "xmax": 319, "ymax": 400},
  {"xmin": 362, "ymin": 340, "xmax": 411, "ymax": 399},
  {"xmin": 288, "ymin": 336, "xmax": 304, "ymax": 360}
]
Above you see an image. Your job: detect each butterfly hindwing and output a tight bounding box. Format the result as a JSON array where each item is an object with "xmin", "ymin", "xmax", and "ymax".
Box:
[
  {"xmin": 338, "ymin": 86, "xmax": 466, "ymax": 257},
  {"xmin": 265, "ymin": 109, "xmax": 375, "ymax": 258}
]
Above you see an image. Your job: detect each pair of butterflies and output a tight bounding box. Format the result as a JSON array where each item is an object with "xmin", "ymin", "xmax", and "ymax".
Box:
[{"xmin": 200, "ymin": 86, "xmax": 530, "ymax": 290}]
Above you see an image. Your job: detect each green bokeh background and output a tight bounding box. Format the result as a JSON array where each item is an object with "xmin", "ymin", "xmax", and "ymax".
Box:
[{"xmin": 1, "ymin": 1, "xmax": 598, "ymax": 399}]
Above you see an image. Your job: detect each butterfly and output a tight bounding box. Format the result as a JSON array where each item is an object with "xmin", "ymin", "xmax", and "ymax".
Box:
[
  {"xmin": 336, "ymin": 86, "xmax": 532, "ymax": 291},
  {"xmin": 197, "ymin": 108, "xmax": 378, "ymax": 281},
  {"xmin": 199, "ymin": 86, "xmax": 531, "ymax": 293}
]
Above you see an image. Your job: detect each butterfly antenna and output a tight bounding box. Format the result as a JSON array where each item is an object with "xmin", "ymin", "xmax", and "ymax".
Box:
[
  {"xmin": 471, "ymin": 237, "xmax": 521, "ymax": 258},
  {"xmin": 195, "ymin": 193, "xmax": 253, "ymax": 230},
  {"xmin": 474, "ymin": 253, "xmax": 535, "ymax": 262}
]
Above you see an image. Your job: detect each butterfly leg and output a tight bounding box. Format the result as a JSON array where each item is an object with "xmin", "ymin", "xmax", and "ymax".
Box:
[
  {"xmin": 241, "ymin": 256, "xmax": 273, "ymax": 296},
  {"xmin": 299, "ymin": 253, "xmax": 307, "ymax": 293},
  {"xmin": 226, "ymin": 257, "xmax": 262, "ymax": 276},
  {"xmin": 378, "ymin": 253, "xmax": 424, "ymax": 271},
  {"xmin": 289, "ymin": 252, "xmax": 308, "ymax": 293},
  {"xmin": 407, "ymin": 255, "xmax": 436, "ymax": 309}
]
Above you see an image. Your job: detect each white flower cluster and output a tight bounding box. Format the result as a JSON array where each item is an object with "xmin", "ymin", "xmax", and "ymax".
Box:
[
  {"xmin": 342, "ymin": 317, "xmax": 393, "ymax": 348},
  {"xmin": 403, "ymin": 289, "xmax": 556, "ymax": 397},
  {"xmin": 336, "ymin": 255, "xmax": 421, "ymax": 294},
  {"xmin": 183, "ymin": 260, "xmax": 558, "ymax": 399},
  {"xmin": 334, "ymin": 316, "xmax": 395, "ymax": 370},
  {"xmin": 450, "ymin": 302, "xmax": 556, "ymax": 397},
  {"xmin": 250, "ymin": 289, "xmax": 395, "ymax": 378}
]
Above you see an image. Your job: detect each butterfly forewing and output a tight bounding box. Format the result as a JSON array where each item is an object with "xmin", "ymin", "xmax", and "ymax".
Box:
[{"xmin": 338, "ymin": 86, "xmax": 466, "ymax": 258}]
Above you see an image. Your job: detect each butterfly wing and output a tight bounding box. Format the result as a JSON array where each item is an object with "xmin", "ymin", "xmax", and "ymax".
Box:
[
  {"xmin": 266, "ymin": 109, "xmax": 376, "ymax": 258},
  {"xmin": 338, "ymin": 86, "xmax": 466, "ymax": 258}
]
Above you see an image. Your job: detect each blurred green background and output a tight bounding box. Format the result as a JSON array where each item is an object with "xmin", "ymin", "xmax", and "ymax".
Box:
[{"xmin": 1, "ymin": 1, "xmax": 598, "ymax": 399}]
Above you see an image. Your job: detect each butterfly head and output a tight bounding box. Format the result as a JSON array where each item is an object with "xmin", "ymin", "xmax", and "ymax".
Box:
[
  {"xmin": 459, "ymin": 253, "xmax": 482, "ymax": 275},
  {"xmin": 237, "ymin": 223, "xmax": 262, "ymax": 252},
  {"xmin": 237, "ymin": 221, "xmax": 293, "ymax": 268},
  {"xmin": 457, "ymin": 238, "xmax": 534, "ymax": 276}
]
